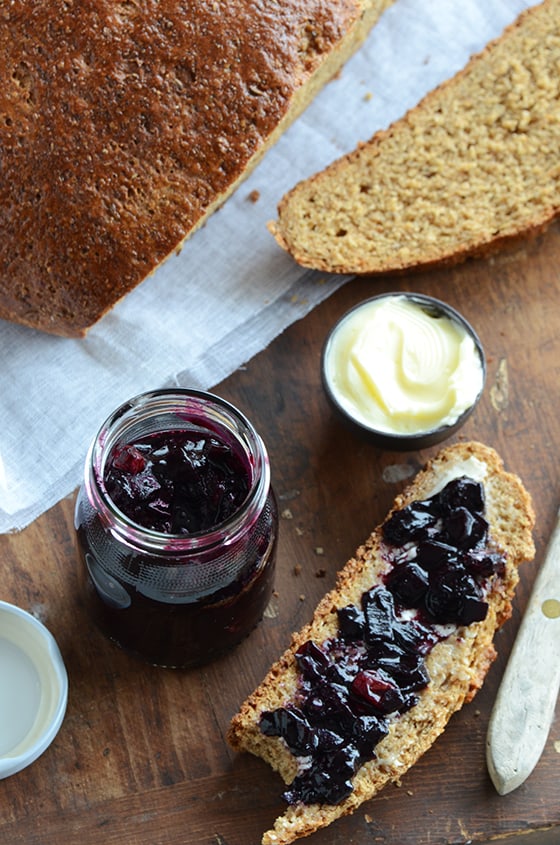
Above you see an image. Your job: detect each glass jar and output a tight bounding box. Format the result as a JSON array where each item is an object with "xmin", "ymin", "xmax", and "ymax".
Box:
[{"xmin": 74, "ymin": 389, "xmax": 278, "ymax": 668}]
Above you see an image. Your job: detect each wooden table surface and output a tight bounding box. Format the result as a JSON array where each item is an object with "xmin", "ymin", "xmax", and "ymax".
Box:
[{"xmin": 2, "ymin": 222, "xmax": 560, "ymax": 845}]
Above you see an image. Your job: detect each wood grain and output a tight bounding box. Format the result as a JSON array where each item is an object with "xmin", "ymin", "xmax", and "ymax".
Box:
[{"xmin": 1, "ymin": 220, "xmax": 559, "ymax": 845}]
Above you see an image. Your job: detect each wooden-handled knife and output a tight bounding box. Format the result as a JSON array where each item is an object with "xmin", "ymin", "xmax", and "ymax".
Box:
[{"xmin": 486, "ymin": 508, "xmax": 560, "ymax": 794}]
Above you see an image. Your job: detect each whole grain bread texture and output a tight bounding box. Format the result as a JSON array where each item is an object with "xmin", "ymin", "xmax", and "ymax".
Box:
[
  {"xmin": 1, "ymin": 0, "xmax": 394, "ymax": 337},
  {"xmin": 228, "ymin": 441, "xmax": 535, "ymax": 845},
  {"xmin": 269, "ymin": 0, "xmax": 560, "ymax": 275}
]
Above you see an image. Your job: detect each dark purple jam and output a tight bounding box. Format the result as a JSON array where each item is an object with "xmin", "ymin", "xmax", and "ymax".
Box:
[
  {"xmin": 105, "ymin": 429, "xmax": 250, "ymax": 534},
  {"xmin": 77, "ymin": 533, "xmax": 277, "ymax": 668},
  {"xmin": 259, "ymin": 476, "xmax": 505, "ymax": 805},
  {"xmin": 76, "ymin": 424, "xmax": 277, "ymax": 668}
]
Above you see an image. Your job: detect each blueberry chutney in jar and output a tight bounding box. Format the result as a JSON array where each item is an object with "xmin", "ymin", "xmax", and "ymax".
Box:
[{"xmin": 75, "ymin": 389, "xmax": 278, "ymax": 668}]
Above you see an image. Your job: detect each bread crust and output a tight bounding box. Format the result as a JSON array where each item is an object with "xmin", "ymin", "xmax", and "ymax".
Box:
[
  {"xmin": 227, "ymin": 441, "xmax": 535, "ymax": 844},
  {"xmin": 0, "ymin": 0, "xmax": 394, "ymax": 336},
  {"xmin": 270, "ymin": 0, "xmax": 559, "ymax": 275}
]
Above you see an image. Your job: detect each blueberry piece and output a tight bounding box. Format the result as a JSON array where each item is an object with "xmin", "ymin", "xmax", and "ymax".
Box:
[
  {"xmin": 363, "ymin": 638, "xmax": 403, "ymax": 664},
  {"xmin": 392, "ymin": 618, "xmax": 437, "ymax": 656},
  {"xmin": 383, "ymin": 502, "xmax": 435, "ymax": 545},
  {"xmin": 350, "ymin": 669, "xmax": 406, "ymax": 715},
  {"xmin": 415, "ymin": 540, "xmax": 461, "ymax": 572},
  {"xmin": 316, "ymin": 728, "xmax": 346, "ymax": 752},
  {"xmin": 326, "ymin": 642, "xmax": 364, "ymax": 682},
  {"xmin": 330, "ymin": 744, "xmax": 361, "ymax": 780},
  {"xmin": 284, "ymin": 765, "xmax": 354, "ymax": 806},
  {"xmin": 379, "ymin": 651, "xmax": 430, "ymax": 692},
  {"xmin": 337, "ymin": 604, "xmax": 366, "ymax": 640},
  {"xmin": 260, "ymin": 706, "xmax": 317, "ymax": 756},
  {"xmin": 351, "ymin": 714, "xmax": 389, "ymax": 757},
  {"xmin": 465, "ymin": 550, "xmax": 506, "ymax": 579},
  {"xmin": 424, "ymin": 570, "xmax": 461, "ymax": 623},
  {"xmin": 305, "ymin": 681, "xmax": 357, "ymax": 733},
  {"xmin": 442, "ymin": 507, "xmax": 488, "ymax": 550},
  {"xmin": 284, "ymin": 744, "xmax": 361, "ymax": 803},
  {"xmin": 458, "ymin": 593, "xmax": 489, "ymax": 625},
  {"xmin": 425, "ymin": 568, "xmax": 485, "ymax": 625},
  {"xmin": 295, "ymin": 641, "xmax": 330, "ymax": 683},
  {"xmin": 386, "ymin": 562, "xmax": 429, "ymax": 607},
  {"xmin": 438, "ymin": 477, "xmax": 485, "ymax": 514},
  {"xmin": 326, "ymin": 660, "xmax": 357, "ymax": 686},
  {"xmin": 362, "ymin": 587, "xmax": 397, "ymax": 643},
  {"xmin": 111, "ymin": 445, "xmax": 147, "ymax": 474},
  {"xmin": 124, "ymin": 468, "xmax": 162, "ymax": 502}
]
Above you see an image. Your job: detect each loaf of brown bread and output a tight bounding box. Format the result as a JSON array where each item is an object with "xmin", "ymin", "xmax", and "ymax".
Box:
[
  {"xmin": 269, "ymin": 0, "xmax": 559, "ymax": 275},
  {"xmin": 228, "ymin": 441, "xmax": 535, "ymax": 844},
  {"xmin": 1, "ymin": 0, "xmax": 393, "ymax": 337}
]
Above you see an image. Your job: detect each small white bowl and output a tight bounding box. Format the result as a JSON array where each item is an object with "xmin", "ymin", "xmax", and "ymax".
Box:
[{"xmin": 0, "ymin": 601, "xmax": 68, "ymax": 778}]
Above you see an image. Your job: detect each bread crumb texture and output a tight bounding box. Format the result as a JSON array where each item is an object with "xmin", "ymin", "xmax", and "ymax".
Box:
[
  {"xmin": 271, "ymin": 0, "xmax": 560, "ymax": 274},
  {"xmin": 0, "ymin": 0, "xmax": 394, "ymax": 336},
  {"xmin": 227, "ymin": 441, "xmax": 535, "ymax": 844}
]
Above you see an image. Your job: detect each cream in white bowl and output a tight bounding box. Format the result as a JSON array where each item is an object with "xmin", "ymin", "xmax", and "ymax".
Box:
[{"xmin": 0, "ymin": 601, "xmax": 68, "ymax": 778}]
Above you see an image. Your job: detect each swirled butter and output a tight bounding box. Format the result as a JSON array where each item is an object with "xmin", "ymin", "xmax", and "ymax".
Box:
[{"xmin": 324, "ymin": 296, "xmax": 484, "ymax": 435}]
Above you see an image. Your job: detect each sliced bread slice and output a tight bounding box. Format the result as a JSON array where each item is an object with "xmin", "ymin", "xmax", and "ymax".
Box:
[{"xmin": 269, "ymin": 0, "xmax": 559, "ymax": 274}]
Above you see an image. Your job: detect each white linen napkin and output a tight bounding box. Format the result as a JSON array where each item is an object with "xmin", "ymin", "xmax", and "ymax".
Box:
[{"xmin": 0, "ymin": 0, "xmax": 538, "ymax": 533}]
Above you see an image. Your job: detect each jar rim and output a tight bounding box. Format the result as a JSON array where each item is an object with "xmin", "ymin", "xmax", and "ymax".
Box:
[{"xmin": 84, "ymin": 388, "xmax": 271, "ymax": 553}]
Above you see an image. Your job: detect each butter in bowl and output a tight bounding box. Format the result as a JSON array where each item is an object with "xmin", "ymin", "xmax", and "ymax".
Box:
[{"xmin": 321, "ymin": 292, "xmax": 486, "ymax": 450}]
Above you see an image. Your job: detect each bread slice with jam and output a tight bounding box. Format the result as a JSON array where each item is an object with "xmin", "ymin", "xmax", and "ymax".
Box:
[{"xmin": 227, "ymin": 441, "xmax": 535, "ymax": 844}]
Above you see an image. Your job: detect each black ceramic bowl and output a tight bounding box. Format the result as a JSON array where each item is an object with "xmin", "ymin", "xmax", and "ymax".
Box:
[{"xmin": 321, "ymin": 292, "xmax": 486, "ymax": 451}]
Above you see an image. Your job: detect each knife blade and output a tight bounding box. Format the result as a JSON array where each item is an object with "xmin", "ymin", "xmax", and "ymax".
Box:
[{"xmin": 486, "ymin": 508, "xmax": 560, "ymax": 795}]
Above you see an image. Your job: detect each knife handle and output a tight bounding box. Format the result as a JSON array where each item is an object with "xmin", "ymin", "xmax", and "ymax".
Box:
[{"xmin": 486, "ymin": 509, "xmax": 560, "ymax": 795}]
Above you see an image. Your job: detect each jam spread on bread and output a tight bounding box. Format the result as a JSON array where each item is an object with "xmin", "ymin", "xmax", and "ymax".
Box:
[{"xmin": 260, "ymin": 477, "xmax": 506, "ymax": 805}]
